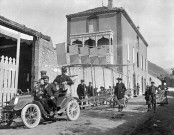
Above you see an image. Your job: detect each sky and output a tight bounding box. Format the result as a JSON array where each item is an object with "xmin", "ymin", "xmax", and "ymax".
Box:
[{"xmin": 0, "ymin": 0, "xmax": 174, "ymax": 70}]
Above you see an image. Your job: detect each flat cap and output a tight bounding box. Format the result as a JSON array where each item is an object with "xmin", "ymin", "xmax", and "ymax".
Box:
[
  {"xmin": 40, "ymin": 70, "xmax": 47, "ymax": 74},
  {"xmin": 117, "ymin": 77, "xmax": 122, "ymax": 80}
]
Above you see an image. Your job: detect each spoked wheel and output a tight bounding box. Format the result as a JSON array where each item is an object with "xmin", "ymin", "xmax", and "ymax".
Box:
[
  {"xmin": 0, "ymin": 113, "xmax": 13, "ymax": 129},
  {"xmin": 21, "ymin": 104, "xmax": 41, "ymax": 128},
  {"xmin": 66, "ymin": 100, "xmax": 80, "ymax": 121}
]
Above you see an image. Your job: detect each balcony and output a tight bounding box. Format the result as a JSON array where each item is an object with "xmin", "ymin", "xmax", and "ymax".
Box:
[{"xmin": 70, "ymin": 30, "xmax": 114, "ymax": 47}]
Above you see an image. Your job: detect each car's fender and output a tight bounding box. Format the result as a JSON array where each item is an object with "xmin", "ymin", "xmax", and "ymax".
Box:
[
  {"xmin": 32, "ymin": 100, "xmax": 48, "ymax": 115},
  {"xmin": 14, "ymin": 95, "xmax": 34, "ymax": 111}
]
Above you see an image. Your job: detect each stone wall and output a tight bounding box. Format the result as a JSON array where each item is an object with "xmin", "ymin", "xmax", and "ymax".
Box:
[{"xmin": 34, "ymin": 38, "xmax": 58, "ymax": 83}]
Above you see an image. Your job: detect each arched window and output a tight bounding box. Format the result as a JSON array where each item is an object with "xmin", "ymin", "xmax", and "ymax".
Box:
[
  {"xmin": 97, "ymin": 37, "xmax": 109, "ymax": 47},
  {"xmin": 84, "ymin": 38, "xmax": 95, "ymax": 48},
  {"xmin": 72, "ymin": 40, "xmax": 82, "ymax": 47}
]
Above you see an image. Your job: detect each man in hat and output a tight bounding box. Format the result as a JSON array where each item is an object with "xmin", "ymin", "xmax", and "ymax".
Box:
[
  {"xmin": 39, "ymin": 70, "xmax": 47, "ymax": 86},
  {"xmin": 53, "ymin": 67, "xmax": 74, "ymax": 93},
  {"xmin": 87, "ymin": 82, "xmax": 94, "ymax": 97},
  {"xmin": 53, "ymin": 67, "xmax": 74, "ymax": 110},
  {"xmin": 77, "ymin": 80, "xmax": 87, "ymax": 100},
  {"xmin": 41, "ymin": 76, "xmax": 58, "ymax": 116},
  {"xmin": 148, "ymin": 81, "xmax": 158, "ymax": 112},
  {"xmin": 114, "ymin": 78, "xmax": 126, "ymax": 112}
]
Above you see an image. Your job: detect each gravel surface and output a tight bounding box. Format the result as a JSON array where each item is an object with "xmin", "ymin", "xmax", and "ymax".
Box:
[{"xmin": 0, "ymin": 92, "xmax": 174, "ymax": 135}]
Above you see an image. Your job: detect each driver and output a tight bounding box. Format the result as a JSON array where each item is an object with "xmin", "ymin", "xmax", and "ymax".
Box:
[{"xmin": 42, "ymin": 76, "xmax": 58, "ymax": 115}]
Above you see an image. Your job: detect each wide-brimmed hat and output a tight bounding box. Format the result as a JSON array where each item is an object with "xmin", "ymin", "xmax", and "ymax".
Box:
[{"xmin": 117, "ymin": 77, "xmax": 122, "ymax": 80}]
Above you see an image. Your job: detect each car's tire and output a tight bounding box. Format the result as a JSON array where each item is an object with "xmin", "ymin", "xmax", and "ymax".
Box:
[
  {"xmin": 21, "ymin": 104, "xmax": 41, "ymax": 129},
  {"xmin": 66, "ymin": 99, "xmax": 80, "ymax": 121}
]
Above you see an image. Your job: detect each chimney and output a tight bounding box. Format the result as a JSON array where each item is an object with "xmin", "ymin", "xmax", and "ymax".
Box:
[{"xmin": 108, "ymin": 0, "xmax": 113, "ymax": 9}]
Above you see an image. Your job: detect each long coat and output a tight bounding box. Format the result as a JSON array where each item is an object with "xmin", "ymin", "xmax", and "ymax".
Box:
[
  {"xmin": 77, "ymin": 84, "xmax": 87, "ymax": 99},
  {"xmin": 114, "ymin": 83, "xmax": 126, "ymax": 99},
  {"xmin": 87, "ymin": 86, "xmax": 94, "ymax": 97}
]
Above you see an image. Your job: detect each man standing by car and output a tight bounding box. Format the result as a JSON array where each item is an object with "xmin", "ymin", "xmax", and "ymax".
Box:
[{"xmin": 114, "ymin": 78, "xmax": 127, "ymax": 112}]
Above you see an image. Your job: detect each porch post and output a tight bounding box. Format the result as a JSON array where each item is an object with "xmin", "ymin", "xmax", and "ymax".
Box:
[{"xmin": 15, "ymin": 33, "xmax": 21, "ymax": 93}]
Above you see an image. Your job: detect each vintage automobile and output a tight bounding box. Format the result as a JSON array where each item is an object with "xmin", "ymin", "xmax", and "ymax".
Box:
[{"xmin": 0, "ymin": 88, "xmax": 80, "ymax": 129}]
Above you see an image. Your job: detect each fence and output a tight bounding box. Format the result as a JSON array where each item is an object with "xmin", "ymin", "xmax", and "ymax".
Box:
[{"xmin": 0, "ymin": 55, "xmax": 17, "ymax": 106}]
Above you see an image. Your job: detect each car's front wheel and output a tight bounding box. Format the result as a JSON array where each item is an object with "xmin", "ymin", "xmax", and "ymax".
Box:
[
  {"xmin": 66, "ymin": 99, "xmax": 80, "ymax": 121},
  {"xmin": 21, "ymin": 104, "xmax": 41, "ymax": 128}
]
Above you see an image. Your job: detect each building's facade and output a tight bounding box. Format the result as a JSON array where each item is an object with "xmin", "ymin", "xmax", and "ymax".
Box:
[{"xmin": 65, "ymin": 0, "xmax": 148, "ymax": 95}]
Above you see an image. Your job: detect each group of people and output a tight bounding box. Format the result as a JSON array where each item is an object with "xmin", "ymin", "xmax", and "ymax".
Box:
[
  {"xmin": 144, "ymin": 81, "xmax": 168, "ymax": 112},
  {"xmin": 76, "ymin": 80, "xmax": 97, "ymax": 100},
  {"xmin": 76, "ymin": 77, "xmax": 127, "ymax": 112},
  {"xmin": 35, "ymin": 67, "xmax": 74, "ymax": 116}
]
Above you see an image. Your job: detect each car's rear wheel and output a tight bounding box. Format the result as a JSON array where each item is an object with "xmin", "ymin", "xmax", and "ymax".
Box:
[
  {"xmin": 66, "ymin": 100, "xmax": 80, "ymax": 121},
  {"xmin": 21, "ymin": 104, "xmax": 41, "ymax": 128}
]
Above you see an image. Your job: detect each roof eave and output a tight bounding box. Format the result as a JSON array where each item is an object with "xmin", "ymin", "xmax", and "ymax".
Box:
[
  {"xmin": 121, "ymin": 10, "xmax": 148, "ymax": 47},
  {"xmin": 66, "ymin": 8, "xmax": 122, "ymax": 19},
  {"xmin": 0, "ymin": 15, "xmax": 51, "ymax": 41}
]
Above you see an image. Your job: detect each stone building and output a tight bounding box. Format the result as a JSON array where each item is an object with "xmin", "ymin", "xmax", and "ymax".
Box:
[
  {"xmin": 0, "ymin": 15, "xmax": 57, "ymax": 103},
  {"xmin": 64, "ymin": 0, "xmax": 148, "ymax": 95}
]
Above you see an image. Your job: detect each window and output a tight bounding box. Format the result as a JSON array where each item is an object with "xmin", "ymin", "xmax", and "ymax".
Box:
[
  {"xmin": 141, "ymin": 55, "xmax": 143, "ymax": 69},
  {"xmin": 133, "ymin": 47, "xmax": 135, "ymax": 63},
  {"xmin": 127, "ymin": 44, "xmax": 130, "ymax": 61},
  {"xmin": 145, "ymin": 58, "xmax": 146, "ymax": 71},
  {"xmin": 87, "ymin": 17, "xmax": 99, "ymax": 33},
  {"xmin": 137, "ymin": 52, "xmax": 139, "ymax": 67}
]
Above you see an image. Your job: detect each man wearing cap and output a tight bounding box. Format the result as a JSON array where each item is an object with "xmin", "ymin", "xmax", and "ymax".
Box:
[
  {"xmin": 114, "ymin": 78, "xmax": 126, "ymax": 112},
  {"xmin": 39, "ymin": 70, "xmax": 47, "ymax": 86},
  {"xmin": 53, "ymin": 67, "xmax": 74, "ymax": 108},
  {"xmin": 53, "ymin": 67, "xmax": 74, "ymax": 92},
  {"xmin": 87, "ymin": 82, "xmax": 94, "ymax": 97},
  {"xmin": 41, "ymin": 76, "xmax": 58, "ymax": 116},
  {"xmin": 148, "ymin": 81, "xmax": 158, "ymax": 112},
  {"xmin": 77, "ymin": 80, "xmax": 87, "ymax": 100}
]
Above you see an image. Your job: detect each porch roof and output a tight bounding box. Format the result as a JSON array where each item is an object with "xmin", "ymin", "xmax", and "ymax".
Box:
[
  {"xmin": 0, "ymin": 33, "xmax": 32, "ymax": 45},
  {"xmin": 0, "ymin": 15, "xmax": 51, "ymax": 41}
]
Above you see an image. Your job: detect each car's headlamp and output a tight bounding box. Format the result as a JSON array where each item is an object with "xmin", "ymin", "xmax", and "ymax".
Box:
[{"xmin": 14, "ymin": 97, "xmax": 19, "ymax": 105}]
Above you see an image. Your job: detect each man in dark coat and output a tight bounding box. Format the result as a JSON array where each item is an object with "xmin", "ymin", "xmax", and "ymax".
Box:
[
  {"xmin": 77, "ymin": 80, "xmax": 87, "ymax": 100},
  {"xmin": 41, "ymin": 76, "xmax": 58, "ymax": 116},
  {"xmin": 53, "ymin": 67, "xmax": 74, "ymax": 106},
  {"xmin": 114, "ymin": 78, "xmax": 126, "ymax": 112},
  {"xmin": 87, "ymin": 82, "xmax": 94, "ymax": 97}
]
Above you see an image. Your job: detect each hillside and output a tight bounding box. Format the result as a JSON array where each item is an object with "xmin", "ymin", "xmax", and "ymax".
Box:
[{"xmin": 148, "ymin": 61, "xmax": 169, "ymax": 78}]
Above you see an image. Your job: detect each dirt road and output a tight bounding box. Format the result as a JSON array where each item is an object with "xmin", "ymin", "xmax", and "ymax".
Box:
[{"xmin": 0, "ymin": 92, "xmax": 174, "ymax": 135}]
